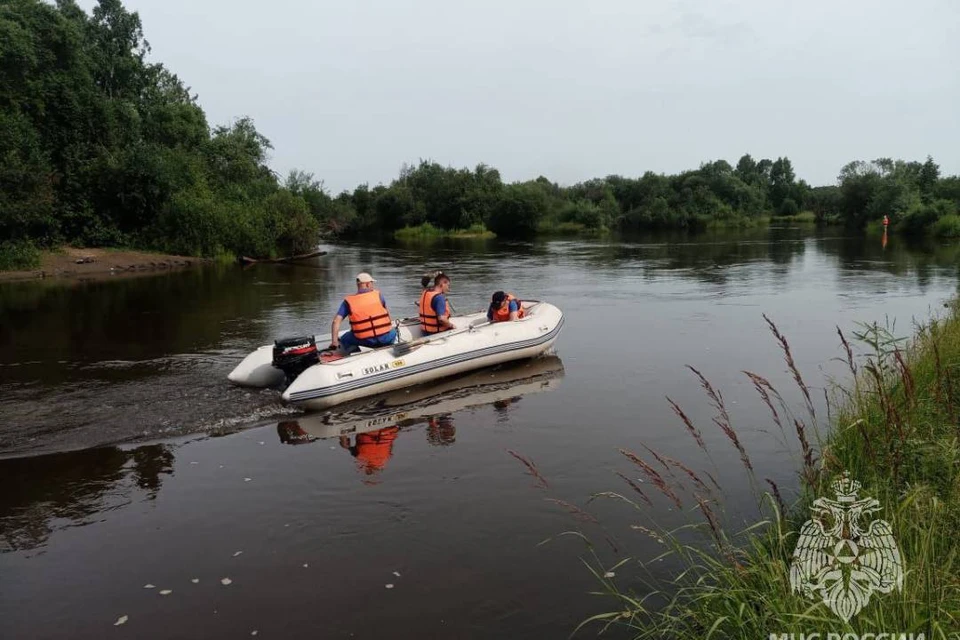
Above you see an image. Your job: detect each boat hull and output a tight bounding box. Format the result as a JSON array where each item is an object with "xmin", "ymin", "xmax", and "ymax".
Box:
[
  {"xmin": 227, "ymin": 302, "xmax": 564, "ymax": 411},
  {"xmin": 283, "ymin": 355, "xmax": 565, "ymax": 440}
]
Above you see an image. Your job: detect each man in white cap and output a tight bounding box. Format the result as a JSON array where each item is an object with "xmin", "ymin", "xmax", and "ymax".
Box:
[{"xmin": 328, "ymin": 272, "xmax": 397, "ymax": 353}]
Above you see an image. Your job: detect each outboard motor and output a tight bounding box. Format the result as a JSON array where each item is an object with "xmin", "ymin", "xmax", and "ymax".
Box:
[{"xmin": 272, "ymin": 336, "xmax": 320, "ymax": 386}]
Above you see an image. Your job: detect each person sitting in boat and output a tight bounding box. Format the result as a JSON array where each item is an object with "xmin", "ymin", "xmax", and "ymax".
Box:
[
  {"xmin": 487, "ymin": 291, "xmax": 525, "ymax": 322},
  {"xmin": 420, "ymin": 270, "xmax": 440, "ymax": 291},
  {"xmin": 414, "ymin": 270, "xmax": 440, "ymax": 308},
  {"xmin": 328, "ymin": 272, "xmax": 398, "ymax": 353},
  {"xmin": 419, "ymin": 272, "xmax": 454, "ymax": 334}
]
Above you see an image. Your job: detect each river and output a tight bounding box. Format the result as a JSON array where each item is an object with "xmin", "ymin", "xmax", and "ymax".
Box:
[{"xmin": 1, "ymin": 227, "xmax": 956, "ymax": 639}]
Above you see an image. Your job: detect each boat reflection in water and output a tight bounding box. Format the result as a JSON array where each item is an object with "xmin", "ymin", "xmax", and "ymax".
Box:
[{"xmin": 275, "ymin": 356, "xmax": 564, "ymax": 479}]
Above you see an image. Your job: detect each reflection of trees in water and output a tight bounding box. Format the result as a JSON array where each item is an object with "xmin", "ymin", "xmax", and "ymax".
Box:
[
  {"xmin": 132, "ymin": 446, "xmax": 175, "ymax": 493},
  {"xmin": 0, "ymin": 444, "xmax": 174, "ymax": 552},
  {"xmin": 816, "ymin": 234, "xmax": 960, "ymax": 293},
  {"xmin": 562, "ymin": 227, "xmax": 808, "ymax": 288},
  {"xmin": 0, "ymin": 265, "xmax": 333, "ymax": 384},
  {"xmin": 337, "ymin": 237, "xmax": 552, "ymax": 289}
]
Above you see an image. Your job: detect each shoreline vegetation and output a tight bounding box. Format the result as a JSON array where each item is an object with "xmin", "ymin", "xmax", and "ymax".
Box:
[
  {"xmin": 516, "ymin": 305, "xmax": 960, "ymax": 637},
  {"xmin": 4, "ymin": 0, "xmax": 960, "ymax": 271},
  {"xmin": 0, "ymin": 247, "xmax": 209, "ymax": 283},
  {"xmin": 393, "ymin": 222, "xmax": 495, "ymax": 240}
]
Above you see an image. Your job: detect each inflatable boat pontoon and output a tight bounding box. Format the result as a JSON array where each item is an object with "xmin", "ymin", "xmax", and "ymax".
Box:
[{"xmin": 227, "ymin": 300, "xmax": 564, "ymax": 410}]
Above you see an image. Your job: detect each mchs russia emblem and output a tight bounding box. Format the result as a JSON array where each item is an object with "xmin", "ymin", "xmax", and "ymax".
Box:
[{"xmin": 789, "ymin": 473, "xmax": 903, "ymax": 622}]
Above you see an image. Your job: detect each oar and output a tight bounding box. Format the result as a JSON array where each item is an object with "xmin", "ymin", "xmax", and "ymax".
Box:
[{"xmin": 392, "ymin": 321, "xmax": 488, "ymax": 356}]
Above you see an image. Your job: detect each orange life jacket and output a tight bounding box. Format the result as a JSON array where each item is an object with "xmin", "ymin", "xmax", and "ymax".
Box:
[
  {"xmin": 354, "ymin": 426, "xmax": 400, "ymax": 472},
  {"xmin": 419, "ymin": 289, "xmax": 447, "ymax": 333},
  {"xmin": 491, "ymin": 294, "xmax": 525, "ymax": 323},
  {"xmin": 344, "ymin": 289, "xmax": 392, "ymax": 340}
]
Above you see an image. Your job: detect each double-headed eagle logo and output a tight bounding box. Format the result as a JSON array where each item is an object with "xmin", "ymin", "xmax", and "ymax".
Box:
[{"xmin": 789, "ymin": 473, "xmax": 903, "ymax": 622}]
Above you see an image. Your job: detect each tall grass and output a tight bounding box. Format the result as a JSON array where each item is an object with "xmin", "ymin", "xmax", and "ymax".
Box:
[
  {"xmin": 771, "ymin": 210, "xmax": 818, "ymax": 224},
  {"xmin": 511, "ymin": 306, "xmax": 960, "ymax": 638},
  {"xmin": 394, "ymin": 222, "xmax": 495, "ymax": 240},
  {"xmin": 702, "ymin": 215, "xmax": 771, "ymax": 230}
]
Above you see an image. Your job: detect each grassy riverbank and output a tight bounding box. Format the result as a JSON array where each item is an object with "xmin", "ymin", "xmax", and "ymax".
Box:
[
  {"xmin": 771, "ymin": 210, "xmax": 818, "ymax": 224},
  {"xmin": 581, "ymin": 305, "xmax": 960, "ymax": 638},
  {"xmin": 394, "ymin": 222, "xmax": 495, "ymax": 240}
]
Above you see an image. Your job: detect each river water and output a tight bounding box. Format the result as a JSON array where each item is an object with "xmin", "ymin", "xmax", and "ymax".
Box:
[{"xmin": 1, "ymin": 227, "xmax": 956, "ymax": 639}]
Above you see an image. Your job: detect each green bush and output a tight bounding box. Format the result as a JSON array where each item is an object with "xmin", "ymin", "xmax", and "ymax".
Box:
[
  {"xmin": 0, "ymin": 241, "xmax": 42, "ymax": 270},
  {"xmin": 486, "ymin": 183, "xmax": 549, "ymax": 238},
  {"xmin": 931, "ymin": 213, "xmax": 960, "ymax": 238},
  {"xmin": 394, "ymin": 222, "xmax": 443, "ymax": 239},
  {"xmin": 898, "ymin": 199, "xmax": 957, "ymax": 236},
  {"xmin": 776, "ymin": 197, "xmax": 799, "ymax": 216},
  {"xmin": 263, "ymin": 190, "xmax": 320, "ymax": 255},
  {"xmin": 559, "ymin": 199, "xmax": 606, "ymax": 229},
  {"xmin": 154, "ymin": 187, "xmax": 233, "ymax": 257},
  {"xmin": 394, "ymin": 222, "xmax": 494, "ymax": 241}
]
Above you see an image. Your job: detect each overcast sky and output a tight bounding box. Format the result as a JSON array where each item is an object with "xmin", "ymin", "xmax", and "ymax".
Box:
[{"xmin": 80, "ymin": 0, "xmax": 959, "ymax": 193}]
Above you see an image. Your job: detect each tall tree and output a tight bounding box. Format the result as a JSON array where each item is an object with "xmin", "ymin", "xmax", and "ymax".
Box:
[
  {"xmin": 769, "ymin": 157, "xmax": 796, "ymax": 209},
  {"xmin": 918, "ymin": 156, "xmax": 940, "ymax": 203}
]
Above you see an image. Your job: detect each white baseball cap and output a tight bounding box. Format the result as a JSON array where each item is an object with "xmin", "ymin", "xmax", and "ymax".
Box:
[{"xmin": 356, "ymin": 272, "xmax": 376, "ymax": 283}]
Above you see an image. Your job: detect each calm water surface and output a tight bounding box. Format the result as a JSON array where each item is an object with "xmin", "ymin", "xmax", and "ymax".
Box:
[{"xmin": 1, "ymin": 227, "xmax": 957, "ymax": 639}]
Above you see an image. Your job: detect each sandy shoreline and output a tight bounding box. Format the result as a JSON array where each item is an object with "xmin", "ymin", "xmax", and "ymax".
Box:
[{"xmin": 0, "ymin": 247, "xmax": 208, "ymax": 283}]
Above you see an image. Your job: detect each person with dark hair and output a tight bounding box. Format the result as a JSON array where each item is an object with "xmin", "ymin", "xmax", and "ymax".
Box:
[
  {"xmin": 487, "ymin": 291, "xmax": 525, "ymax": 322},
  {"xmin": 420, "ymin": 271, "xmax": 438, "ymax": 290},
  {"xmin": 416, "ymin": 270, "xmax": 440, "ymax": 309},
  {"xmin": 419, "ymin": 272, "xmax": 454, "ymax": 333}
]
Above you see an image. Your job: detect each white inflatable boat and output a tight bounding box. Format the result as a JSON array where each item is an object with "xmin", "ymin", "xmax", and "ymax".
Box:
[
  {"xmin": 227, "ymin": 300, "xmax": 564, "ymax": 410},
  {"xmin": 276, "ymin": 355, "xmax": 565, "ymax": 442}
]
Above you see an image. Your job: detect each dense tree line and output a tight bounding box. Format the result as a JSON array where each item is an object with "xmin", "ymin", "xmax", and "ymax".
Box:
[
  {"xmin": 2, "ymin": 0, "xmax": 959, "ymax": 269},
  {"xmin": 338, "ymin": 154, "xmax": 959, "ymax": 239},
  {"xmin": 1, "ymin": 0, "xmax": 337, "ymax": 266}
]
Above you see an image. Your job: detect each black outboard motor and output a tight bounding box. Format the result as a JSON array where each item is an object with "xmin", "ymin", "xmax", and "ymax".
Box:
[{"xmin": 272, "ymin": 336, "xmax": 320, "ymax": 386}]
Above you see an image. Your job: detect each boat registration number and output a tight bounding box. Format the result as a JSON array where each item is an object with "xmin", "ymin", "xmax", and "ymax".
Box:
[{"xmin": 362, "ymin": 359, "xmax": 405, "ymax": 376}]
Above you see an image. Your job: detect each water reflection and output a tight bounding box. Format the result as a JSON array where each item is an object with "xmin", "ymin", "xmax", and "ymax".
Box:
[
  {"xmin": 275, "ymin": 356, "xmax": 564, "ymax": 480},
  {"xmin": 0, "ymin": 263, "xmax": 334, "ymax": 385},
  {"xmin": 426, "ymin": 415, "xmax": 456, "ymax": 446},
  {"xmin": 0, "ymin": 356, "xmax": 561, "ymax": 548},
  {"xmin": 0, "ymin": 443, "xmax": 174, "ymax": 553},
  {"xmin": 4, "ymin": 228, "xmax": 957, "ymax": 458},
  {"xmin": 284, "ymin": 357, "xmax": 563, "ymax": 438},
  {"xmin": 339, "ymin": 426, "xmax": 401, "ymax": 481},
  {"xmin": 277, "ymin": 420, "xmax": 316, "ymax": 445},
  {"xmin": 817, "ymin": 233, "xmax": 960, "ymax": 286},
  {"xmin": 542, "ymin": 227, "xmax": 809, "ymax": 287}
]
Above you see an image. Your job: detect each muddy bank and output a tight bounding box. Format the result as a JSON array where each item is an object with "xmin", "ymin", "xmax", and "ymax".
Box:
[{"xmin": 0, "ymin": 247, "xmax": 207, "ymax": 283}]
